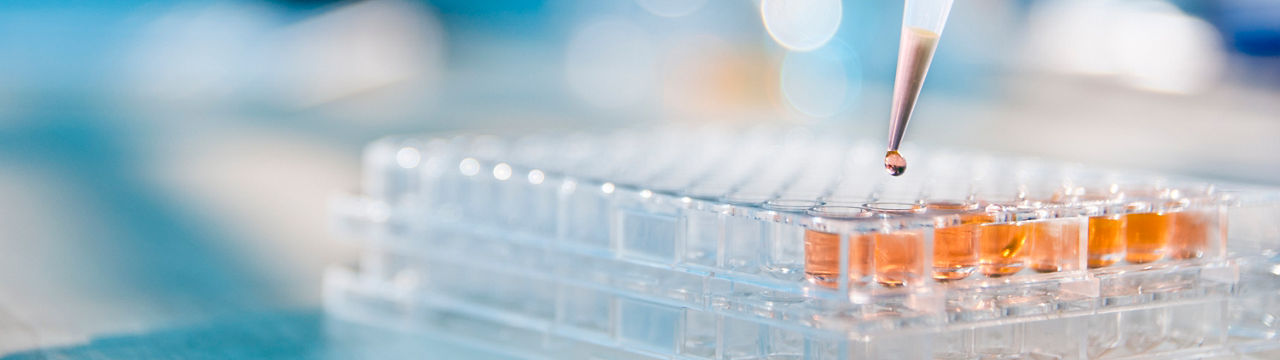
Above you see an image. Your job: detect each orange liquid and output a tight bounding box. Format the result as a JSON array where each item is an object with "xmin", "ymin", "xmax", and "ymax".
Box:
[
  {"xmin": 884, "ymin": 150, "xmax": 907, "ymax": 176},
  {"xmin": 1087, "ymin": 216, "xmax": 1124, "ymax": 268},
  {"xmin": 875, "ymin": 231, "xmax": 924, "ymax": 287},
  {"xmin": 1124, "ymin": 213, "xmax": 1171, "ymax": 263},
  {"xmin": 804, "ymin": 230, "xmax": 871, "ymax": 288},
  {"xmin": 932, "ymin": 213, "xmax": 987, "ymax": 281},
  {"xmin": 1028, "ymin": 220, "xmax": 1082, "ymax": 273},
  {"xmin": 978, "ymin": 222, "xmax": 1029, "ymax": 277},
  {"xmin": 1169, "ymin": 211, "xmax": 1212, "ymax": 260}
]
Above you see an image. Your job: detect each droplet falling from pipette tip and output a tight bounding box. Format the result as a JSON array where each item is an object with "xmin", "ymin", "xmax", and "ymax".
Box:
[{"xmin": 884, "ymin": 150, "xmax": 907, "ymax": 176}]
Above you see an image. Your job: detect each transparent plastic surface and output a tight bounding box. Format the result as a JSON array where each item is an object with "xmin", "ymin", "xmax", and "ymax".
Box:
[{"xmin": 328, "ymin": 127, "xmax": 1280, "ymax": 359}]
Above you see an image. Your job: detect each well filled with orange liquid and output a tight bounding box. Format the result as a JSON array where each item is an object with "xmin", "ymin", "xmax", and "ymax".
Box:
[
  {"xmin": 804, "ymin": 230, "xmax": 871, "ymax": 288},
  {"xmin": 1028, "ymin": 219, "xmax": 1082, "ymax": 273},
  {"xmin": 931, "ymin": 212, "xmax": 986, "ymax": 281},
  {"xmin": 803, "ymin": 201, "xmax": 1219, "ymax": 287},
  {"xmin": 1169, "ymin": 211, "xmax": 1212, "ymax": 260},
  {"xmin": 1124, "ymin": 212, "xmax": 1171, "ymax": 264},
  {"xmin": 978, "ymin": 222, "xmax": 1029, "ymax": 277},
  {"xmin": 1087, "ymin": 215, "xmax": 1124, "ymax": 268},
  {"xmin": 875, "ymin": 231, "xmax": 925, "ymax": 287}
]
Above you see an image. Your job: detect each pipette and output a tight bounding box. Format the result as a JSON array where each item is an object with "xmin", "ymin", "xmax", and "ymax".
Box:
[{"xmin": 884, "ymin": 0, "xmax": 954, "ymax": 176}]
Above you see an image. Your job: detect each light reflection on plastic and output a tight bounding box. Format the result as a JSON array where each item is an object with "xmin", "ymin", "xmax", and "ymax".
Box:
[
  {"xmin": 395, "ymin": 147, "xmax": 421, "ymax": 169},
  {"xmin": 459, "ymin": 158, "xmax": 480, "ymax": 176},
  {"xmin": 528, "ymin": 170, "xmax": 546, "ymax": 185},
  {"xmin": 493, "ymin": 163, "xmax": 512, "ymax": 181}
]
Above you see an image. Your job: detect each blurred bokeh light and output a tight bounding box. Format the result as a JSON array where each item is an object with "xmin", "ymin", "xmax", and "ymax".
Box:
[
  {"xmin": 780, "ymin": 39, "xmax": 863, "ymax": 118},
  {"xmin": 565, "ymin": 17, "xmax": 656, "ymax": 109},
  {"xmin": 761, "ymin": 0, "xmax": 843, "ymax": 52}
]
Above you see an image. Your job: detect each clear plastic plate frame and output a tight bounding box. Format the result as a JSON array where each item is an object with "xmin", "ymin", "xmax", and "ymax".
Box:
[{"xmin": 327, "ymin": 128, "xmax": 1280, "ymax": 359}]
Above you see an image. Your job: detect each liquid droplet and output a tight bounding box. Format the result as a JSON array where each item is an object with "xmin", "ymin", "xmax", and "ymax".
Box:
[{"xmin": 884, "ymin": 150, "xmax": 907, "ymax": 176}]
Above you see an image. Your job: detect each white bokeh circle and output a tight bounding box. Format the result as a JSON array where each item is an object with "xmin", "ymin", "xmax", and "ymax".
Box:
[{"xmin": 761, "ymin": 0, "xmax": 843, "ymax": 51}]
